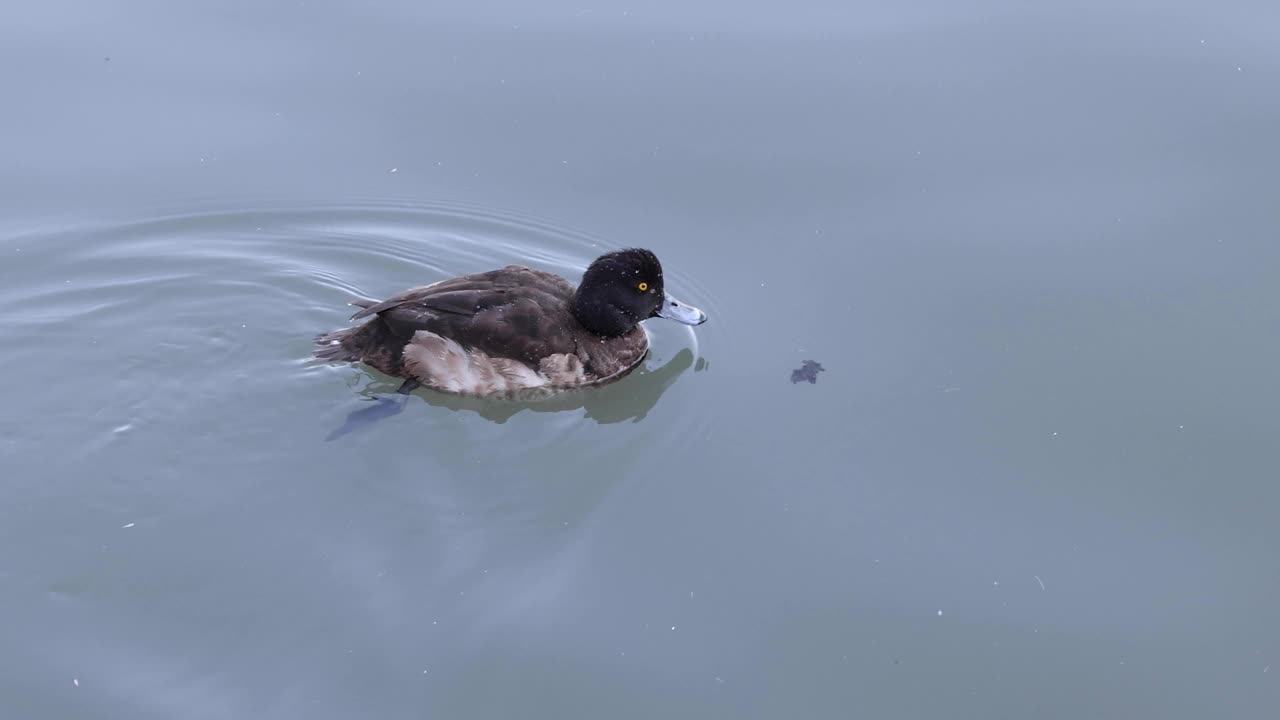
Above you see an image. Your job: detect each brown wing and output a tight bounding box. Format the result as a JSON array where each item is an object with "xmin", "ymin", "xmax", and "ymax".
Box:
[{"xmin": 352, "ymin": 266, "xmax": 581, "ymax": 365}]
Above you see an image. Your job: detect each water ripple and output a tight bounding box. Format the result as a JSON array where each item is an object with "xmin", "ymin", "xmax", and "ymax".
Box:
[{"xmin": 0, "ymin": 198, "xmax": 724, "ymax": 461}]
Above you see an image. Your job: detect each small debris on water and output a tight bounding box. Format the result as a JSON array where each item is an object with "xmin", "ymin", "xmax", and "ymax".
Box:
[
  {"xmin": 73, "ymin": 678, "xmax": 79, "ymax": 687},
  {"xmin": 122, "ymin": 522, "xmax": 135, "ymax": 529},
  {"xmin": 1035, "ymin": 575, "xmax": 1046, "ymax": 591},
  {"xmin": 790, "ymin": 359, "xmax": 825, "ymax": 384}
]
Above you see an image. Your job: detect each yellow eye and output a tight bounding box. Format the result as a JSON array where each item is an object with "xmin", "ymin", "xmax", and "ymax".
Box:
[{"xmin": 638, "ymin": 282, "xmax": 649, "ymax": 292}]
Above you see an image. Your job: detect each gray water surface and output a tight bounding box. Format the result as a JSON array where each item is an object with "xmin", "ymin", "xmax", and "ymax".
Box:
[{"xmin": 3, "ymin": 1, "xmax": 1279, "ymax": 718}]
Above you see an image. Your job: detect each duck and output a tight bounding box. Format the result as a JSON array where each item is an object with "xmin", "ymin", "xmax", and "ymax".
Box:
[{"xmin": 314, "ymin": 248, "xmax": 707, "ymax": 397}]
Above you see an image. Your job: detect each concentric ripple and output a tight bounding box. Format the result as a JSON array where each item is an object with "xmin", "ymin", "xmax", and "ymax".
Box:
[{"xmin": 0, "ymin": 199, "xmax": 724, "ymax": 476}]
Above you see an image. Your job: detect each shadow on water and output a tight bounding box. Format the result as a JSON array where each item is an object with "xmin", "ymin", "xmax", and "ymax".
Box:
[{"xmin": 325, "ymin": 348, "xmax": 701, "ymax": 439}]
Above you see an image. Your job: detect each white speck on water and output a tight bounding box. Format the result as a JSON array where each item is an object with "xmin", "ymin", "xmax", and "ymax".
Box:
[
  {"xmin": 671, "ymin": 626, "xmax": 676, "ymax": 631},
  {"xmin": 389, "ymin": 167, "xmax": 398, "ymax": 173},
  {"xmin": 241, "ymin": 324, "xmax": 246, "ymax": 328},
  {"xmin": 1200, "ymin": 39, "xmax": 1205, "ymax": 44},
  {"xmin": 689, "ymin": 591, "xmax": 694, "ymax": 599},
  {"xmin": 1035, "ymin": 575, "xmax": 1046, "ymax": 591},
  {"xmin": 122, "ymin": 522, "xmax": 135, "ymax": 528},
  {"xmin": 1052, "ymin": 432, "xmax": 1058, "ymax": 436},
  {"xmin": 715, "ymin": 676, "xmax": 724, "ymax": 683},
  {"xmin": 73, "ymin": 678, "xmax": 79, "ymax": 687},
  {"xmin": 993, "ymin": 580, "xmax": 999, "ymax": 586},
  {"xmin": 937, "ymin": 610, "xmax": 943, "ymax": 617},
  {"xmin": 112, "ymin": 423, "xmax": 132, "ymax": 434},
  {"xmin": 1238, "ymin": 66, "xmax": 1243, "ymax": 71}
]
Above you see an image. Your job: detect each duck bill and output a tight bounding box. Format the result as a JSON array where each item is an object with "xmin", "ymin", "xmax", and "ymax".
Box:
[{"xmin": 655, "ymin": 292, "xmax": 707, "ymax": 326}]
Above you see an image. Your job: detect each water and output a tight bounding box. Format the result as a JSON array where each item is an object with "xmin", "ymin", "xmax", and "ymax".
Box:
[{"xmin": 3, "ymin": 1, "xmax": 1279, "ymax": 717}]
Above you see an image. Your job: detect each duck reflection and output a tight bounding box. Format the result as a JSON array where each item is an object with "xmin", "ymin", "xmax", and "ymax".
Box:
[{"xmin": 326, "ymin": 349, "xmax": 699, "ymax": 439}]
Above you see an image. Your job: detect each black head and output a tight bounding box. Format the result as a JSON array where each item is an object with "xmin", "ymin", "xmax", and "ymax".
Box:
[{"xmin": 572, "ymin": 248, "xmax": 706, "ymax": 337}]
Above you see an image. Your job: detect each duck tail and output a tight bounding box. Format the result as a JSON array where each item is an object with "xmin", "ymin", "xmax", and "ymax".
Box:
[
  {"xmin": 313, "ymin": 327, "xmax": 363, "ymax": 363},
  {"xmin": 314, "ymin": 298, "xmax": 383, "ymax": 362},
  {"xmin": 313, "ymin": 316, "xmax": 408, "ymax": 378}
]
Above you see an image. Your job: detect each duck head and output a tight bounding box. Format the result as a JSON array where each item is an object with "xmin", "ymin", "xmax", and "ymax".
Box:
[{"xmin": 572, "ymin": 248, "xmax": 707, "ymax": 337}]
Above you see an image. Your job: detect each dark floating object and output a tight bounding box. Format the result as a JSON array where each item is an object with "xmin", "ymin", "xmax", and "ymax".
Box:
[{"xmin": 790, "ymin": 360, "xmax": 825, "ymax": 384}]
